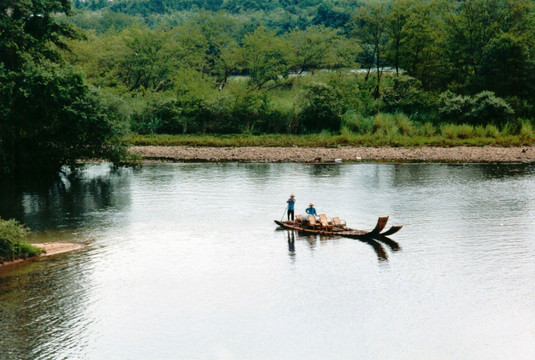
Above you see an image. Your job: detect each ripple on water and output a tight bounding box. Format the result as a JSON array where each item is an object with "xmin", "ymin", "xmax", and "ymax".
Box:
[{"xmin": 0, "ymin": 162, "xmax": 534, "ymax": 359}]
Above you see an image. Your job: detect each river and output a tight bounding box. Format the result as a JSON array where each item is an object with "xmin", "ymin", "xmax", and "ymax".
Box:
[{"xmin": 1, "ymin": 162, "xmax": 534, "ymax": 359}]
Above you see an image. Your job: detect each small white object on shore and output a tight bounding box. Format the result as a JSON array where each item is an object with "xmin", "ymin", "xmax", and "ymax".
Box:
[
  {"xmin": 335, "ymin": 158, "xmax": 342, "ymax": 163},
  {"xmin": 356, "ymin": 156, "xmax": 362, "ymax": 161}
]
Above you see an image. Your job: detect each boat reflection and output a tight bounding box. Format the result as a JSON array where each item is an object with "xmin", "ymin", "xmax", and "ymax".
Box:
[
  {"xmin": 281, "ymin": 229, "xmax": 388, "ymax": 262},
  {"xmin": 375, "ymin": 236, "xmax": 401, "ymax": 252},
  {"xmin": 358, "ymin": 237, "xmax": 388, "ymax": 261},
  {"xmin": 287, "ymin": 231, "xmax": 295, "ymax": 253}
]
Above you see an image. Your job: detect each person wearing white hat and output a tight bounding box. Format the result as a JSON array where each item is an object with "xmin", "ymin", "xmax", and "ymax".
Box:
[{"xmin": 305, "ymin": 203, "xmax": 317, "ymax": 216}]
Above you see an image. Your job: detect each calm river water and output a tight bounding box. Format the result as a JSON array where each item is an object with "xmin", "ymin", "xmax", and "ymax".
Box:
[{"xmin": 1, "ymin": 162, "xmax": 534, "ymax": 359}]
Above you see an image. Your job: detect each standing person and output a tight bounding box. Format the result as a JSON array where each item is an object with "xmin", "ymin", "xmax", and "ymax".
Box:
[
  {"xmin": 287, "ymin": 194, "xmax": 295, "ymax": 221},
  {"xmin": 306, "ymin": 203, "xmax": 317, "ymax": 216}
]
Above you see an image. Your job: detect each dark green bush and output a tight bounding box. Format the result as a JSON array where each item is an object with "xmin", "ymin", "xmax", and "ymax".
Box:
[
  {"xmin": 381, "ymin": 76, "xmax": 436, "ymax": 117},
  {"xmin": 470, "ymin": 91, "xmax": 514, "ymax": 127},
  {"xmin": 439, "ymin": 91, "xmax": 514, "ymax": 127},
  {"xmin": 0, "ymin": 219, "xmax": 42, "ymax": 262},
  {"xmin": 299, "ymin": 82, "xmax": 346, "ymax": 133},
  {"xmin": 438, "ymin": 91, "xmax": 472, "ymax": 124}
]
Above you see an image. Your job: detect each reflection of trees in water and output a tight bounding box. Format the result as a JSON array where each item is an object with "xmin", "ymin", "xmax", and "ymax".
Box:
[
  {"xmin": 309, "ymin": 164, "xmax": 342, "ymax": 177},
  {"xmin": 0, "ymin": 252, "xmax": 91, "ymax": 358},
  {"xmin": 0, "ymin": 165, "xmax": 132, "ymax": 231},
  {"xmin": 389, "ymin": 163, "xmax": 535, "ymax": 188},
  {"xmin": 475, "ymin": 163, "xmax": 535, "ymax": 180}
]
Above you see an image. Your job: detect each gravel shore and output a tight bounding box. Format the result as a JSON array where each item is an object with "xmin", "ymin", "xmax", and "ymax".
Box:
[{"xmin": 130, "ymin": 145, "xmax": 535, "ymax": 163}]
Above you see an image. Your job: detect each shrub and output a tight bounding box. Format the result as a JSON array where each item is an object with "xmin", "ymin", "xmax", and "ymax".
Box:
[
  {"xmin": 299, "ymin": 82, "xmax": 346, "ymax": 133},
  {"xmin": 470, "ymin": 91, "xmax": 514, "ymax": 127},
  {"xmin": 131, "ymin": 96, "xmax": 182, "ymax": 134},
  {"xmin": 484, "ymin": 124, "xmax": 500, "ymax": 138},
  {"xmin": 341, "ymin": 111, "xmax": 373, "ymax": 134},
  {"xmin": 381, "ymin": 76, "xmax": 436, "ymax": 116},
  {"xmin": 418, "ymin": 122, "xmax": 437, "ymax": 137},
  {"xmin": 438, "ymin": 91, "xmax": 472, "ymax": 124},
  {"xmin": 440, "ymin": 124, "xmax": 474, "ymax": 139},
  {"xmin": 519, "ymin": 119, "xmax": 535, "ymax": 142},
  {"xmin": 439, "ymin": 91, "xmax": 514, "ymax": 127},
  {"xmin": 372, "ymin": 113, "xmax": 402, "ymax": 142},
  {"xmin": 394, "ymin": 113, "xmax": 415, "ymax": 136},
  {"xmin": 0, "ymin": 219, "xmax": 42, "ymax": 262}
]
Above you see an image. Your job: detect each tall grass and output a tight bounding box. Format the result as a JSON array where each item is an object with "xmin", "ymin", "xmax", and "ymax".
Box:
[{"xmin": 125, "ymin": 117, "xmax": 535, "ymax": 148}]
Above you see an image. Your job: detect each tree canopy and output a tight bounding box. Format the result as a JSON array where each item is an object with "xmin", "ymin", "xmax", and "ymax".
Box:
[{"xmin": 0, "ymin": 0, "xmax": 127, "ymax": 178}]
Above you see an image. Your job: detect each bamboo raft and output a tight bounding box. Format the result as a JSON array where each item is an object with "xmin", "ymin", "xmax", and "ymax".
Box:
[{"xmin": 274, "ymin": 215, "xmax": 402, "ymax": 239}]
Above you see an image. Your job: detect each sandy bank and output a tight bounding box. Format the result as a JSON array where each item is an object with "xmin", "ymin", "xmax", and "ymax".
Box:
[
  {"xmin": 33, "ymin": 242, "xmax": 83, "ymax": 256},
  {"xmin": 0, "ymin": 242, "xmax": 81, "ymax": 270},
  {"xmin": 130, "ymin": 145, "xmax": 535, "ymax": 163}
]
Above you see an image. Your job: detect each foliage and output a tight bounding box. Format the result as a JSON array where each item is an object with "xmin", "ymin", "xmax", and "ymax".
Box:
[
  {"xmin": 2, "ymin": 0, "xmax": 533, "ymax": 153},
  {"xmin": 341, "ymin": 111, "xmax": 373, "ymax": 134},
  {"xmin": 0, "ymin": 0, "xmax": 128, "ymax": 177},
  {"xmin": 239, "ymin": 26, "xmax": 289, "ymax": 89},
  {"xmin": 125, "ymin": 123, "xmax": 534, "ymax": 147},
  {"xmin": 439, "ymin": 91, "xmax": 514, "ymax": 127},
  {"xmin": 284, "ymin": 25, "xmax": 359, "ymax": 73},
  {"xmin": 351, "ymin": 3, "xmax": 388, "ymax": 98},
  {"xmin": 0, "ymin": 63, "xmax": 128, "ymax": 177},
  {"xmin": 299, "ymin": 82, "xmax": 346, "ymax": 133},
  {"xmin": 381, "ymin": 76, "xmax": 436, "ymax": 117},
  {"xmin": 0, "ymin": 218, "xmax": 42, "ymax": 262}
]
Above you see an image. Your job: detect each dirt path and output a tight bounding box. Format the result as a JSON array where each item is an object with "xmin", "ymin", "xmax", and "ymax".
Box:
[{"xmin": 130, "ymin": 146, "xmax": 535, "ymax": 163}]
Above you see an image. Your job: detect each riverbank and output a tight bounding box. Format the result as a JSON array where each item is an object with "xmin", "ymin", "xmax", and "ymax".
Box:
[
  {"xmin": 130, "ymin": 145, "xmax": 535, "ymax": 163},
  {"xmin": 0, "ymin": 242, "xmax": 82, "ymax": 270}
]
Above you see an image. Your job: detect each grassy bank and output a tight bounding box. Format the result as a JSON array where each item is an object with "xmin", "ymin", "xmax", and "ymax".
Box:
[
  {"xmin": 125, "ymin": 122, "xmax": 535, "ymax": 148},
  {"xmin": 0, "ymin": 219, "xmax": 42, "ymax": 264}
]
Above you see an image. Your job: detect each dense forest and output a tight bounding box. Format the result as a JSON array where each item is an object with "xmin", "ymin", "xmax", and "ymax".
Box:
[{"xmin": 1, "ymin": 0, "xmax": 535, "ymax": 176}]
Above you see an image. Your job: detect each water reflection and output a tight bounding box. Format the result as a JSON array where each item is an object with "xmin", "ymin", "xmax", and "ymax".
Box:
[
  {"xmin": 309, "ymin": 164, "xmax": 342, "ymax": 177},
  {"xmin": 376, "ymin": 236, "xmax": 401, "ymax": 252},
  {"xmin": 0, "ymin": 162, "xmax": 534, "ymax": 359},
  {"xmin": 282, "ymin": 229, "xmax": 389, "ymax": 262},
  {"xmin": 1, "ymin": 164, "xmax": 132, "ymax": 231},
  {"xmin": 0, "ymin": 251, "xmax": 91, "ymax": 359},
  {"xmin": 287, "ymin": 231, "xmax": 295, "ymax": 254}
]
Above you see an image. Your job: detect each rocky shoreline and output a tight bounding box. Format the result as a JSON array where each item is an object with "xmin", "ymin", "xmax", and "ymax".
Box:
[{"xmin": 130, "ymin": 145, "xmax": 535, "ymax": 163}]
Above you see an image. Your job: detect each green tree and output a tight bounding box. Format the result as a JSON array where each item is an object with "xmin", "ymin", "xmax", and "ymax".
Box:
[
  {"xmin": 444, "ymin": 0, "xmax": 504, "ymax": 91},
  {"xmin": 119, "ymin": 25, "xmax": 177, "ymax": 91},
  {"xmin": 385, "ymin": 0, "xmax": 409, "ymax": 82},
  {"xmin": 284, "ymin": 25, "xmax": 358, "ymax": 74},
  {"xmin": 0, "ymin": 0, "xmax": 127, "ymax": 177},
  {"xmin": 352, "ymin": 3, "xmax": 388, "ymax": 98},
  {"xmin": 478, "ymin": 33, "xmax": 535, "ymax": 100},
  {"xmin": 239, "ymin": 26, "xmax": 289, "ymax": 89},
  {"xmin": 396, "ymin": 0, "xmax": 445, "ymax": 90}
]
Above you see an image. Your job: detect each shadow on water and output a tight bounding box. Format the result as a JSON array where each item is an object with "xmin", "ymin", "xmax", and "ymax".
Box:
[
  {"xmin": 0, "ymin": 165, "xmax": 132, "ymax": 231},
  {"xmin": 282, "ymin": 229, "xmax": 388, "ymax": 262},
  {"xmin": 390, "ymin": 163, "xmax": 535, "ymax": 188},
  {"xmin": 287, "ymin": 231, "xmax": 295, "ymax": 253},
  {"xmin": 308, "ymin": 164, "xmax": 342, "ymax": 177},
  {"xmin": 374, "ymin": 236, "xmax": 401, "ymax": 252}
]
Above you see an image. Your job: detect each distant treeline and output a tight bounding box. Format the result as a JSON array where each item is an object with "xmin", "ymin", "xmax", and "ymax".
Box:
[
  {"xmin": 1, "ymin": 0, "xmax": 534, "ymax": 177},
  {"xmin": 64, "ymin": 0, "xmax": 535, "ymax": 134},
  {"xmin": 72, "ymin": 0, "xmax": 354, "ymax": 31}
]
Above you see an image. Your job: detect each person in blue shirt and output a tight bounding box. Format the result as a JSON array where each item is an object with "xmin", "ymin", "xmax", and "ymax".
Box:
[
  {"xmin": 287, "ymin": 194, "xmax": 295, "ymax": 221},
  {"xmin": 305, "ymin": 203, "xmax": 317, "ymax": 216}
]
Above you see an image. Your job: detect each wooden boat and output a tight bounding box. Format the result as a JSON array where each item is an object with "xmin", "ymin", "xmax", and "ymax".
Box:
[{"xmin": 274, "ymin": 216, "xmax": 402, "ymax": 239}]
